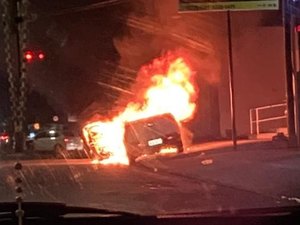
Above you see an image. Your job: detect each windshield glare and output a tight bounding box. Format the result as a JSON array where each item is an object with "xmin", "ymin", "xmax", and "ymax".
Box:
[{"xmin": 1, "ymin": 0, "xmax": 300, "ymax": 217}]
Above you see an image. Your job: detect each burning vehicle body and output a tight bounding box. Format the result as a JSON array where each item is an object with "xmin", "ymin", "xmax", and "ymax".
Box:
[
  {"xmin": 82, "ymin": 53, "xmax": 197, "ymax": 165},
  {"xmin": 124, "ymin": 113, "xmax": 184, "ymax": 164},
  {"xmin": 83, "ymin": 113, "xmax": 184, "ymax": 165}
]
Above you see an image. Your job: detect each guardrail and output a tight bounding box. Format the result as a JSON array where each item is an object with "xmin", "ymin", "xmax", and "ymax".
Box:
[{"xmin": 249, "ymin": 103, "xmax": 287, "ymax": 135}]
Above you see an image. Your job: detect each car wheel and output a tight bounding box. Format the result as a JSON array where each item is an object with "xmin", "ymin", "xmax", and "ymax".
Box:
[
  {"xmin": 177, "ymin": 145, "xmax": 184, "ymax": 153},
  {"xmin": 27, "ymin": 142, "xmax": 34, "ymax": 151},
  {"xmin": 79, "ymin": 149, "xmax": 89, "ymax": 159},
  {"xmin": 54, "ymin": 144, "xmax": 66, "ymax": 159},
  {"xmin": 127, "ymin": 152, "xmax": 138, "ymax": 166},
  {"xmin": 26, "ymin": 143, "xmax": 34, "ymax": 155}
]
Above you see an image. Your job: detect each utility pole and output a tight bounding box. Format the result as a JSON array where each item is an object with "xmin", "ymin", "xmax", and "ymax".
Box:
[
  {"xmin": 283, "ymin": 0, "xmax": 298, "ymax": 147},
  {"xmin": 226, "ymin": 11, "xmax": 237, "ymax": 149},
  {"xmin": 282, "ymin": 1, "xmax": 297, "ymax": 147},
  {"xmin": 2, "ymin": 0, "xmax": 29, "ymax": 152},
  {"xmin": 290, "ymin": 3, "xmax": 300, "ymax": 146}
]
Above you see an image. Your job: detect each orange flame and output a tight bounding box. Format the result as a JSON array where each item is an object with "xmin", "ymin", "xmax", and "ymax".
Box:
[{"xmin": 83, "ymin": 54, "xmax": 197, "ymax": 165}]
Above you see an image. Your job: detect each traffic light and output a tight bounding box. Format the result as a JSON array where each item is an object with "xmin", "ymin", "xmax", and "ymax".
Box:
[
  {"xmin": 24, "ymin": 51, "xmax": 34, "ymax": 62},
  {"xmin": 23, "ymin": 50, "xmax": 45, "ymax": 62},
  {"xmin": 37, "ymin": 52, "xmax": 45, "ymax": 60}
]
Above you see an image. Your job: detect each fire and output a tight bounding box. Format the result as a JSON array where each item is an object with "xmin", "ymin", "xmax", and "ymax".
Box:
[{"xmin": 83, "ymin": 53, "xmax": 197, "ymax": 165}]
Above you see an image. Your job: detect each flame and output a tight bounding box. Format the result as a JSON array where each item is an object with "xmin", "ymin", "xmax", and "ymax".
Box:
[{"xmin": 83, "ymin": 54, "xmax": 197, "ymax": 165}]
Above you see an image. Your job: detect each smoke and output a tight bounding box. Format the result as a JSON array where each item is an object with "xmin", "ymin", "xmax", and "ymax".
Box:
[{"xmin": 113, "ymin": 0, "xmax": 224, "ymax": 91}]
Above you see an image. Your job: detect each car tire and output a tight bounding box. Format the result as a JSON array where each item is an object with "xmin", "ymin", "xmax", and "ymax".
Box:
[
  {"xmin": 26, "ymin": 143, "xmax": 34, "ymax": 156},
  {"xmin": 79, "ymin": 149, "xmax": 89, "ymax": 159},
  {"xmin": 127, "ymin": 154, "xmax": 137, "ymax": 166},
  {"xmin": 28, "ymin": 142, "xmax": 34, "ymax": 151},
  {"xmin": 54, "ymin": 144, "xmax": 66, "ymax": 159},
  {"xmin": 177, "ymin": 145, "xmax": 184, "ymax": 153}
]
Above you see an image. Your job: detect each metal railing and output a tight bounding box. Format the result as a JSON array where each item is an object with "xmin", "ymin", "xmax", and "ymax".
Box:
[{"xmin": 249, "ymin": 103, "xmax": 287, "ymax": 135}]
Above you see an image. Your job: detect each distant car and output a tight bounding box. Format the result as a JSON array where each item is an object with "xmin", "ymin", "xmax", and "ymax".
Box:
[
  {"xmin": 29, "ymin": 129, "xmax": 85, "ymax": 158},
  {"xmin": 0, "ymin": 131, "xmax": 9, "ymax": 144},
  {"xmin": 124, "ymin": 113, "xmax": 184, "ymax": 164}
]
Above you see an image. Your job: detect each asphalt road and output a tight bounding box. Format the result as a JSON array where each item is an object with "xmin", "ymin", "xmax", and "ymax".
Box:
[{"xmin": 0, "ymin": 144, "xmax": 300, "ymax": 215}]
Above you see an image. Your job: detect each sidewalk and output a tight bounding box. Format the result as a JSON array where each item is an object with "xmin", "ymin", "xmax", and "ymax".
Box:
[
  {"xmin": 186, "ymin": 138, "xmax": 288, "ymax": 153},
  {"xmin": 138, "ymin": 137, "xmax": 295, "ymax": 169},
  {"xmin": 0, "ymin": 149, "xmax": 47, "ymax": 161}
]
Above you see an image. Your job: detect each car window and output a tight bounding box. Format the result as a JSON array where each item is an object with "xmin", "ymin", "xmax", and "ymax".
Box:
[
  {"xmin": 35, "ymin": 132, "xmax": 48, "ymax": 139},
  {"xmin": 129, "ymin": 116, "xmax": 179, "ymax": 142},
  {"xmin": 63, "ymin": 131, "xmax": 76, "ymax": 137},
  {"xmin": 49, "ymin": 131, "xmax": 60, "ymax": 138}
]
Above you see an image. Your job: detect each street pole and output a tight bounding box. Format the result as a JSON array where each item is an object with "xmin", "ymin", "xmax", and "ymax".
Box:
[
  {"xmin": 226, "ymin": 10, "xmax": 237, "ymax": 149},
  {"xmin": 291, "ymin": 14, "xmax": 300, "ymax": 146},
  {"xmin": 14, "ymin": 0, "xmax": 25, "ymax": 153},
  {"xmin": 290, "ymin": 3, "xmax": 300, "ymax": 146},
  {"xmin": 296, "ymin": 25, "xmax": 300, "ymax": 145},
  {"xmin": 283, "ymin": 0, "xmax": 298, "ymax": 147},
  {"xmin": 2, "ymin": 0, "xmax": 28, "ymax": 152}
]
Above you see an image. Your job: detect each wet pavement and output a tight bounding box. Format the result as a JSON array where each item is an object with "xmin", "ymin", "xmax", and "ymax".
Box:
[{"xmin": 0, "ymin": 140, "xmax": 299, "ymax": 215}]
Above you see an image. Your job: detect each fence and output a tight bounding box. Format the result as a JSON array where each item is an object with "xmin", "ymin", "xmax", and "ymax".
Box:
[{"xmin": 249, "ymin": 103, "xmax": 287, "ymax": 135}]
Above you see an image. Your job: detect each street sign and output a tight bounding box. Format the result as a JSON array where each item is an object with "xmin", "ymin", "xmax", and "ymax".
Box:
[{"xmin": 179, "ymin": 0, "xmax": 279, "ymax": 12}]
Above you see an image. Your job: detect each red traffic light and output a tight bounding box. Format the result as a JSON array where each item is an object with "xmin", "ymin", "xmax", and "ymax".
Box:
[
  {"xmin": 23, "ymin": 50, "xmax": 45, "ymax": 62},
  {"xmin": 24, "ymin": 51, "xmax": 34, "ymax": 61},
  {"xmin": 37, "ymin": 52, "xmax": 45, "ymax": 60},
  {"xmin": 296, "ymin": 25, "xmax": 300, "ymax": 32}
]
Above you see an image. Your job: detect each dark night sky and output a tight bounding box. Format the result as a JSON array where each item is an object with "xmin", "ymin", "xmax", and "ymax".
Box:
[{"xmin": 26, "ymin": 0, "xmax": 134, "ymax": 114}]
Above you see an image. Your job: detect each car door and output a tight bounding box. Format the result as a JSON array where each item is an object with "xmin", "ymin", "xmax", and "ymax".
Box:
[
  {"xmin": 49, "ymin": 131, "xmax": 64, "ymax": 149},
  {"xmin": 33, "ymin": 131, "xmax": 49, "ymax": 151},
  {"xmin": 124, "ymin": 125, "xmax": 142, "ymax": 157}
]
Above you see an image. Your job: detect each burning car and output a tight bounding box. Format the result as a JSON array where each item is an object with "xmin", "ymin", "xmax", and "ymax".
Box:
[
  {"xmin": 124, "ymin": 113, "xmax": 184, "ymax": 164},
  {"xmin": 83, "ymin": 55, "xmax": 196, "ymax": 165}
]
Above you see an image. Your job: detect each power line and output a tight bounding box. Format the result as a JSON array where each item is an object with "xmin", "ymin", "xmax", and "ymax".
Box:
[{"xmin": 37, "ymin": 0, "xmax": 129, "ymax": 17}]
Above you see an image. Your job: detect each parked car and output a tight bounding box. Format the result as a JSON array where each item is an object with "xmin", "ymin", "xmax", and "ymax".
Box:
[
  {"xmin": 124, "ymin": 113, "xmax": 184, "ymax": 164},
  {"xmin": 0, "ymin": 131, "xmax": 10, "ymax": 151},
  {"xmin": 0, "ymin": 131, "xmax": 9, "ymax": 144},
  {"xmin": 29, "ymin": 129, "xmax": 85, "ymax": 158}
]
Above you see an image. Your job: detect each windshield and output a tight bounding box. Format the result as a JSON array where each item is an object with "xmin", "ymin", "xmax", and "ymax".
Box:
[
  {"xmin": 128, "ymin": 114, "xmax": 180, "ymax": 142},
  {"xmin": 1, "ymin": 0, "xmax": 300, "ymax": 217}
]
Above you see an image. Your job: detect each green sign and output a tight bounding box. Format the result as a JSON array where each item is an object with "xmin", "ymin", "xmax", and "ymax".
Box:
[{"xmin": 179, "ymin": 0, "xmax": 279, "ymax": 12}]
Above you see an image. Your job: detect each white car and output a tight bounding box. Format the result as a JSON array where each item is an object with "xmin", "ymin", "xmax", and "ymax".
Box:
[{"xmin": 31, "ymin": 129, "xmax": 84, "ymax": 157}]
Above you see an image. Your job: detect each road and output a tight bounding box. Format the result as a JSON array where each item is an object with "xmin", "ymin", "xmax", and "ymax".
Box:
[{"xmin": 0, "ymin": 142, "xmax": 300, "ymax": 215}]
